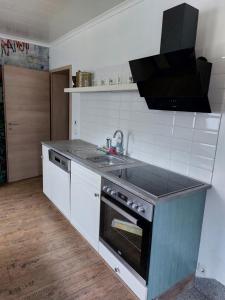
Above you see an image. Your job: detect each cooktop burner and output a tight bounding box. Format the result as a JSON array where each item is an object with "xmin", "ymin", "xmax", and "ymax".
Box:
[{"xmin": 108, "ymin": 165, "xmax": 204, "ymax": 198}]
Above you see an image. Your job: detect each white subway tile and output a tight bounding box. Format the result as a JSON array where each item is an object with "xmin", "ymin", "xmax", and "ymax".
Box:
[
  {"xmin": 132, "ymin": 143, "xmax": 153, "ymax": 155},
  {"xmin": 134, "ymin": 133, "xmax": 155, "ymax": 144},
  {"xmin": 130, "ymin": 111, "xmax": 152, "ymax": 123},
  {"xmin": 153, "ymin": 135, "xmax": 172, "ymax": 147},
  {"xmin": 171, "ymin": 150, "xmax": 191, "ymax": 164},
  {"xmin": 152, "ymin": 157, "xmax": 170, "ymax": 169},
  {"xmin": 170, "ymin": 161, "xmax": 189, "ymax": 176},
  {"xmin": 173, "ymin": 127, "xmax": 193, "ymax": 140},
  {"xmin": 190, "ymin": 155, "xmax": 214, "ymax": 171},
  {"xmin": 152, "ymin": 145, "xmax": 171, "ymax": 160},
  {"xmin": 191, "ymin": 143, "xmax": 216, "ymax": 159},
  {"xmin": 119, "ymin": 101, "xmax": 131, "ymax": 111},
  {"xmin": 193, "ymin": 129, "xmax": 218, "ymax": 145},
  {"xmin": 119, "ymin": 119, "xmax": 130, "ymax": 130},
  {"xmin": 151, "ymin": 124, "xmax": 173, "ymax": 136},
  {"xmin": 171, "ymin": 137, "xmax": 192, "ymax": 152},
  {"xmin": 132, "ymin": 100, "xmax": 149, "ymax": 112},
  {"xmin": 195, "ymin": 114, "xmax": 221, "ymax": 131},
  {"xmin": 188, "ymin": 167, "xmax": 212, "ymax": 183},
  {"xmin": 151, "ymin": 111, "xmax": 175, "ymax": 126},
  {"xmin": 109, "ymin": 100, "xmax": 121, "ymax": 110},
  {"xmin": 132, "ymin": 151, "xmax": 154, "ymax": 164},
  {"xmin": 119, "ymin": 110, "xmax": 131, "ymax": 120},
  {"xmin": 174, "ymin": 112, "xmax": 195, "ymax": 128}
]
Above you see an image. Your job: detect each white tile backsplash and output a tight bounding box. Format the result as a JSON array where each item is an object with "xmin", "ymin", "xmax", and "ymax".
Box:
[
  {"xmin": 78, "ymin": 63, "xmax": 225, "ymax": 184},
  {"xmin": 80, "ymin": 90, "xmax": 221, "ymax": 183}
]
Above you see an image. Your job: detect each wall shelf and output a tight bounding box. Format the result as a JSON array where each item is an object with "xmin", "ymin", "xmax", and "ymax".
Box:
[{"xmin": 64, "ymin": 83, "xmax": 138, "ymax": 93}]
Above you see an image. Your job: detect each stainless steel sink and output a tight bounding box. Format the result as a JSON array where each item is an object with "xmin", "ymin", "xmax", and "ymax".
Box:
[
  {"xmin": 66, "ymin": 147, "xmax": 136, "ymax": 167},
  {"xmin": 87, "ymin": 155, "xmax": 127, "ymax": 167}
]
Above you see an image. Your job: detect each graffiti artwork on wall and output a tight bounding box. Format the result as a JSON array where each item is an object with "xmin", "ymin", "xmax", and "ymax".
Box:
[
  {"xmin": 1, "ymin": 39, "xmax": 30, "ymax": 56},
  {"xmin": 0, "ymin": 38, "xmax": 49, "ymax": 71}
]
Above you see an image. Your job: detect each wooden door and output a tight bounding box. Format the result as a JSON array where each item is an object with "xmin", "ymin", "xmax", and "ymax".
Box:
[
  {"xmin": 51, "ymin": 68, "xmax": 70, "ymax": 140},
  {"xmin": 4, "ymin": 65, "xmax": 50, "ymax": 182}
]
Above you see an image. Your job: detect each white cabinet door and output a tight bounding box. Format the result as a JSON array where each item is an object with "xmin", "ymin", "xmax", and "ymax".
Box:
[
  {"xmin": 42, "ymin": 145, "xmax": 70, "ymax": 220},
  {"xmin": 71, "ymin": 161, "xmax": 101, "ymax": 251}
]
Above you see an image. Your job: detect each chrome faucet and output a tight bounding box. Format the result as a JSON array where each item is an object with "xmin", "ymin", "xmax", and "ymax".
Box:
[{"xmin": 113, "ymin": 130, "xmax": 124, "ymax": 155}]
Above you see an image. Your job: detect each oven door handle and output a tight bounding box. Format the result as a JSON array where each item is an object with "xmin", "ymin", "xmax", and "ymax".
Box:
[{"xmin": 101, "ymin": 196, "xmax": 138, "ymax": 225}]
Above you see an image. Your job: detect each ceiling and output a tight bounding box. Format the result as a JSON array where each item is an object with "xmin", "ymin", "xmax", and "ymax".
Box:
[{"xmin": 0, "ymin": 0, "xmax": 125, "ymax": 44}]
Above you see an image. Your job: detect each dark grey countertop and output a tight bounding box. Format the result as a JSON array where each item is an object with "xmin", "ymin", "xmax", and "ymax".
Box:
[{"xmin": 42, "ymin": 139, "xmax": 211, "ymax": 205}]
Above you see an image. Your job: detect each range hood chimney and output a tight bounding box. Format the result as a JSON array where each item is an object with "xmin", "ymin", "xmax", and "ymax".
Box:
[
  {"xmin": 160, "ymin": 3, "xmax": 199, "ymax": 53},
  {"xmin": 129, "ymin": 3, "xmax": 212, "ymax": 113}
]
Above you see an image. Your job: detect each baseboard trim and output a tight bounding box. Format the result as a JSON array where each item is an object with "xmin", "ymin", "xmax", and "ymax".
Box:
[{"xmin": 157, "ymin": 274, "xmax": 195, "ymax": 300}]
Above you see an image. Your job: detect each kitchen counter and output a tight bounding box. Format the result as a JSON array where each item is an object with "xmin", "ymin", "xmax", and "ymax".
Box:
[
  {"xmin": 42, "ymin": 139, "xmax": 210, "ymax": 300},
  {"xmin": 42, "ymin": 139, "xmax": 210, "ymax": 205}
]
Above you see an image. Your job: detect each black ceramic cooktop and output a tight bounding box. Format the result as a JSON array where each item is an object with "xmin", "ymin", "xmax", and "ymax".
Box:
[{"xmin": 108, "ymin": 165, "xmax": 204, "ymax": 198}]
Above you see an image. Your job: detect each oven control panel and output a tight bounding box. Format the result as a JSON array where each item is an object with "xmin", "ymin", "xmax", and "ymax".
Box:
[{"xmin": 102, "ymin": 178, "xmax": 153, "ymax": 222}]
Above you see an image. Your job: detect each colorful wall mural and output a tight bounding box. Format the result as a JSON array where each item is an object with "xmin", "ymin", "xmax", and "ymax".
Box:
[
  {"xmin": 0, "ymin": 38, "xmax": 49, "ymax": 184},
  {"xmin": 0, "ymin": 38, "xmax": 49, "ymax": 70}
]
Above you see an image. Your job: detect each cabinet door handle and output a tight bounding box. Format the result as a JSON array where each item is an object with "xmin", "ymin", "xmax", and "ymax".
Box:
[{"xmin": 94, "ymin": 193, "xmax": 100, "ymax": 198}]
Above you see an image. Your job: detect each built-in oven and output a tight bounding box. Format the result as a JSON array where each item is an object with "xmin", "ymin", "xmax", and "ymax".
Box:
[{"xmin": 100, "ymin": 178, "xmax": 154, "ymax": 284}]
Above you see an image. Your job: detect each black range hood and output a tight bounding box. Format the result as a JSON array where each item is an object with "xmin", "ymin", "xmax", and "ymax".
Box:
[{"xmin": 129, "ymin": 3, "xmax": 212, "ymax": 113}]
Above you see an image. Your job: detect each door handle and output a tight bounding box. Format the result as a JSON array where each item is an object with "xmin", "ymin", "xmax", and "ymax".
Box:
[{"xmin": 8, "ymin": 122, "xmax": 19, "ymax": 126}]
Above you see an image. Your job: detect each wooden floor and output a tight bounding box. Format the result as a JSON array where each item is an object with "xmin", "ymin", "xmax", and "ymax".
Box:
[{"xmin": 0, "ymin": 177, "xmax": 137, "ymax": 300}]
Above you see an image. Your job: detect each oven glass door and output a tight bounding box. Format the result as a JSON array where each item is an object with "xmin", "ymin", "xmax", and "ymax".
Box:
[{"xmin": 100, "ymin": 196, "xmax": 152, "ymax": 280}]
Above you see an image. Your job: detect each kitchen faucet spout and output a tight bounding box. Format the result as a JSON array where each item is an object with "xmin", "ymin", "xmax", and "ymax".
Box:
[{"xmin": 113, "ymin": 130, "xmax": 124, "ymax": 155}]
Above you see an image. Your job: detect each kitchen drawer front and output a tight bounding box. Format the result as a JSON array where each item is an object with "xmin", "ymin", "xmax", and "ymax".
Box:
[
  {"xmin": 71, "ymin": 161, "xmax": 101, "ymax": 188},
  {"xmin": 99, "ymin": 242, "xmax": 147, "ymax": 300}
]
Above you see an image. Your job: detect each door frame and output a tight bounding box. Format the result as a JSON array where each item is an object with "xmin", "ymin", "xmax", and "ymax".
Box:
[{"xmin": 50, "ymin": 65, "xmax": 72, "ymax": 140}]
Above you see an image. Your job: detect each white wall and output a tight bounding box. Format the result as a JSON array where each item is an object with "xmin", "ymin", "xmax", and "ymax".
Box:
[{"xmin": 50, "ymin": 0, "xmax": 225, "ymax": 286}]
